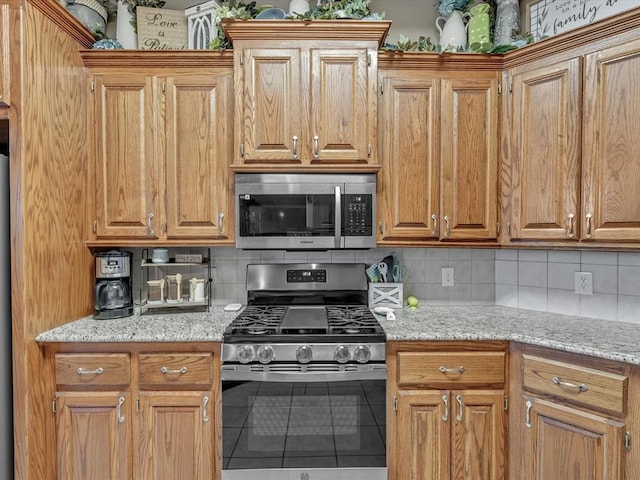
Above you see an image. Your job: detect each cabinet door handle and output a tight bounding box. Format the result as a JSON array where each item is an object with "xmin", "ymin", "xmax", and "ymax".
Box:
[
  {"xmin": 117, "ymin": 396, "xmax": 125, "ymax": 424},
  {"xmin": 567, "ymin": 213, "xmax": 575, "ymax": 238},
  {"xmin": 147, "ymin": 213, "xmax": 155, "ymax": 237},
  {"xmin": 432, "ymin": 214, "xmax": 439, "ymax": 236},
  {"xmin": 292, "ymin": 136, "xmax": 298, "ymax": 160},
  {"xmin": 444, "ymin": 215, "xmax": 451, "ymax": 238},
  {"xmin": 552, "ymin": 376, "xmax": 588, "ymax": 392},
  {"xmin": 442, "ymin": 394, "xmax": 449, "ymax": 422},
  {"xmin": 378, "ymin": 221, "xmax": 384, "ymax": 236},
  {"xmin": 439, "ymin": 365, "xmax": 465, "ymax": 374},
  {"xmin": 218, "ymin": 213, "xmax": 225, "ymax": 235},
  {"xmin": 455, "ymin": 394, "xmax": 463, "ymax": 422},
  {"xmin": 202, "ymin": 395, "xmax": 210, "ymax": 423},
  {"xmin": 524, "ymin": 400, "xmax": 532, "ymax": 428},
  {"xmin": 585, "ymin": 212, "xmax": 593, "ymax": 239},
  {"xmin": 312, "ymin": 135, "xmax": 319, "ymax": 159},
  {"xmin": 160, "ymin": 366, "xmax": 188, "ymax": 375},
  {"xmin": 77, "ymin": 367, "xmax": 104, "ymax": 375}
]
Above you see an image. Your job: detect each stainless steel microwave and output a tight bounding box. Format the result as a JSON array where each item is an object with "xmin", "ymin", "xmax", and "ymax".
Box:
[{"xmin": 235, "ymin": 173, "xmax": 376, "ymax": 250}]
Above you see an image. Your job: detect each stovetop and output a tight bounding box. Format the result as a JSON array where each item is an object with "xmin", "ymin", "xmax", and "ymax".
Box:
[{"xmin": 223, "ymin": 304, "xmax": 385, "ymax": 343}]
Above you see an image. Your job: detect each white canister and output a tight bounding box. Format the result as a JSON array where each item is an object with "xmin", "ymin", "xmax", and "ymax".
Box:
[
  {"xmin": 189, "ymin": 278, "xmax": 206, "ymax": 302},
  {"xmin": 151, "ymin": 248, "xmax": 169, "ymax": 263}
]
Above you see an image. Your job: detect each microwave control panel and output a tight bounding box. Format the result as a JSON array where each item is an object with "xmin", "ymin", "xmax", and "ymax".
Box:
[{"xmin": 344, "ymin": 195, "xmax": 372, "ymax": 236}]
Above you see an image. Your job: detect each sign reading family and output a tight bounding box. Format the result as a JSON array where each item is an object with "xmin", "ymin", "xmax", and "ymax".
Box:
[
  {"xmin": 528, "ymin": 0, "xmax": 639, "ymax": 41},
  {"xmin": 137, "ymin": 7, "xmax": 188, "ymax": 50}
]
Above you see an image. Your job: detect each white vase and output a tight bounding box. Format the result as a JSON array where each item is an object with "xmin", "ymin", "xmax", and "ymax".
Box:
[
  {"xmin": 493, "ymin": 0, "xmax": 520, "ymax": 45},
  {"xmin": 436, "ymin": 10, "xmax": 467, "ymax": 51},
  {"xmin": 289, "ymin": 0, "xmax": 310, "ymax": 15},
  {"xmin": 116, "ymin": 0, "xmax": 137, "ymax": 49}
]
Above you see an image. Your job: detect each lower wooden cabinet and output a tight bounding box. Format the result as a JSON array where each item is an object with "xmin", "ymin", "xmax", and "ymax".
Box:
[
  {"xmin": 388, "ymin": 342, "xmax": 507, "ymax": 480},
  {"xmin": 51, "ymin": 347, "xmax": 220, "ymax": 480}
]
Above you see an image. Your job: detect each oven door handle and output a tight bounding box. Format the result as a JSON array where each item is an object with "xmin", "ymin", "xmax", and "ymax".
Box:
[{"xmin": 221, "ymin": 364, "xmax": 386, "ymax": 383}]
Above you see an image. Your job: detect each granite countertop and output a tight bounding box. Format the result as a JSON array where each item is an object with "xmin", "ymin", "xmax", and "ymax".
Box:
[{"xmin": 36, "ymin": 305, "xmax": 640, "ymax": 366}]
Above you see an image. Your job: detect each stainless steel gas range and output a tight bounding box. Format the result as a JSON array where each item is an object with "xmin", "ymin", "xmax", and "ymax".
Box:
[{"xmin": 221, "ymin": 263, "xmax": 387, "ymax": 480}]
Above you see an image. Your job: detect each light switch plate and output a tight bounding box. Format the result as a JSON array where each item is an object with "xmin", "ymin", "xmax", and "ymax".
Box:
[{"xmin": 575, "ymin": 272, "xmax": 593, "ymax": 295}]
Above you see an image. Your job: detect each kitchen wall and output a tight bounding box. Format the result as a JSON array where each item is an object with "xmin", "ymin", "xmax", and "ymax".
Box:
[{"xmin": 130, "ymin": 247, "xmax": 640, "ymax": 324}]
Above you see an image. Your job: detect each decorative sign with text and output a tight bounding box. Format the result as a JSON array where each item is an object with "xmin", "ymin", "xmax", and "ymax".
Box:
[
  {"xmin": 137, "ymin": 7, "xmax": 188, "ymax": 50},
  {"xmin": 528, "ymin": 0, "xmax": 640, "ymax": 41}
]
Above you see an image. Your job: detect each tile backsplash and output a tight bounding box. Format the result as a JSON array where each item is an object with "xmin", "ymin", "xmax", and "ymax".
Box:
[{"xmin": 129, "ymin": 247, "xmax": 640, "ymax": 325}]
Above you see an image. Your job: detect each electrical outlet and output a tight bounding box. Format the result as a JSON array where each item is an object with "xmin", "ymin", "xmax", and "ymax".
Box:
[
  {"xmin": 574, "ymin": 272, "xmax": 593, "ymax": 295},
  {"xmin": 442, "ymin": 267, "xmax": 454, "ymax": 287}
]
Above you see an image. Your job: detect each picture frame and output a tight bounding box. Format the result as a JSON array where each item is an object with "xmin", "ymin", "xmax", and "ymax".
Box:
[{"xmin": 525, "ymin": 0, "xmax": 640, "ymax": 41}]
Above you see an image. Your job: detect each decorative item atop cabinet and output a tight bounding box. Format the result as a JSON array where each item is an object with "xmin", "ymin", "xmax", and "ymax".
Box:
[{"xmin": 223, "ymin": 19, "xmax": 390, "ymax": 171}]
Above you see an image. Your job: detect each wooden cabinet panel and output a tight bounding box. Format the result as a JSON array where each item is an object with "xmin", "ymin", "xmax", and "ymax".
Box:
[
  {"xmin": 396, "ymin": 390, "xmax": 450, "ymax": 480},
  {"xmin": 310, "ymin": 48, "xmax": 372, "ymax": 164},
  {"xmin": 507, "ymin": 58, "xmax": 582, "ymax": 242},
  {"xmin": 138, "ymin": 392, "xmax": 214, "ymax": 480},
  {"xmin": 56, "ymin": 392, "xmax": 132, "ymax": 480},
  {"xmin": 239, "ymin": 48, "xmax": 303, "ymax": 164},
  {"xmin": 526, "ymin": 397, "xmax": 625, "ymax": 480},
  {"xmin": 378, "ymin": 72, "xmax": 440, "ymax": 241},
  {"xmin": 92, "ymin": 74, "xmax": 160, "ymax": 239},
  {"xmin": 583, "ymin": 39, "xmax": 640, "ymax": 242},
  {"xmin": 164, "ymin": 74, "xmax": 232, "ymax": 239},
  {"xmin": 523, "ymin": 354, "xmax": 627, "ymax": 416},
  {"xmin": 55, "ymin": 353, "xmax": 131, "ymax": 388},
  {"xmin": 397, "ymin": 351, "xmax": 505, "ymax": 387},
  {"xmin": 138, "ymin": 353, "xmax": 213, "ymax": 388},
  {"xmin": 441, "ymin": 77, "xmax": 498, "ymax": 240},
  {"xmin": 451, "ymin": 390, "xmax": 505, "ymax": 480},
  {"xmin": 0, "ymin": 4, "xmax": 10, "ymax": 106}
]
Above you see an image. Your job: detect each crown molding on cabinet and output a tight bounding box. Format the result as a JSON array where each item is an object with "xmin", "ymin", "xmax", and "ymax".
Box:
[
  {"xmin": 80, "ymin": 50, "xmax": 235, "ymax": 69},
  {"xmin": 28, "ymin": 0, "xmax": 95, "ymax": 48}
]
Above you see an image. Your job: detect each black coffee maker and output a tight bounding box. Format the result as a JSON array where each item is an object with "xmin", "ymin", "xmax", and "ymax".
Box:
[{"xmin": 94, "ymin": 250, "xmax": 134, "ymax": 319}]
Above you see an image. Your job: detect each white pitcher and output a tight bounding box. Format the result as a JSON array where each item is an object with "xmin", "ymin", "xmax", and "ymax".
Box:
[{"xmin": 436, "ymin": 10, "xmax": 468, "ymax": 51}]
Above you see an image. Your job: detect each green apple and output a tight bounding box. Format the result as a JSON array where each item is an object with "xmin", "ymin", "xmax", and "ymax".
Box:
[{"xmin": 407, "ymin": 295, "xmax": 419, "ymax": 309}]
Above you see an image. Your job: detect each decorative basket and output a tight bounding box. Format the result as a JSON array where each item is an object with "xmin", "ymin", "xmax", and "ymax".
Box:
[
  {"xmin": 185, "ymin": 0, "xmax": 220, "ymax": 49},
  {"xmin": 368, "ymin": 283, "xmax": 403, "ymax": 309}
]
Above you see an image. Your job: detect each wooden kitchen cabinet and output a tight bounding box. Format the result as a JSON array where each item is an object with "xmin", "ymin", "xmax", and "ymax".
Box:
[
  {"xmin": 51, "ymin": 347, "xmax": 220, "ymax": 480},
  {"xmin": 509, "ymin": 344, "xmax": 629, "ymax": 480},
  {"xmin": 388, "ymin": 342, "xmax": 507, "ymax": 480},
  {"xmin": 224, "ymin": 20, "xmax": 389, "ymax": 170},
  {"xmin": 503, "ymin": 34, "xmax": 640, "ymax": 245},
  {"xmin": 0, "ymin": 3, "xmax": 10, "ymax": 107},
  {"xmin": 377, "ymin": 61, "xmax": 499, "ymax": 244},
  {"xmin": 84, "ymin": 53, "xmax": 234, "ymax": 245}
]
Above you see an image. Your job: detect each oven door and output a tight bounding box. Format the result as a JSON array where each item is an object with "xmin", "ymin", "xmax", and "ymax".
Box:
[{"xmin": 221, "ymin": 364, "xmax": 387, "ymax": 480}]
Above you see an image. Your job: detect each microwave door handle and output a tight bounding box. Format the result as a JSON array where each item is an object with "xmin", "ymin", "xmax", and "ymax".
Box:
[{"xmin": 335, "ymin": 185, "xmax": 342, "ymax": 248}]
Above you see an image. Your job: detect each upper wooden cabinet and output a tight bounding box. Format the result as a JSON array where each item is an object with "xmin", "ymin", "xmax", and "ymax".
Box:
[
  {"xmin": 224, "ymin": 20, "xmax": 389, "ymax": 171},
  {"xmin": 0, "ymin": 3, "xmax": 10, "ymax": 107},
  {"xmin": 83, "ymin": 53, "xmax": 235, "ymax": 245},
  {"xmin": 378, "ymin": 59, "xmax": 500, "ymax": 245},
  {"xmin": 503, "ymin": 34, "xmax": 640, "ymax": 245}
]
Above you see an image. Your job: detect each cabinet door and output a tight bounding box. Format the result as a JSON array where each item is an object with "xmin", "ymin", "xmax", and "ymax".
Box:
[
  {"xmin": 92, "ymin": 74, "xmax": 160, "ymax": 239},
  {"xmin": 378, "ymin": 72, "xmax": 440, "ymax": 242},
  {"xmin": 508, "ymin": 58, "xmax": 581, "ymax": 241},
  {"xmin": 56, "ymin": 392, "xmax": 132, "ymax": 480},
  {"xmin": 0, "ymin": 4, "xmax": 9, "ymax": 106},
  {"xmin": 138, "ymin": 392, "xmax": 214, "ymax": 480},
  {"xmin": 441, "ymin": 76, "xmax": 499, "ymax": 240},
  {"xmin": 451, "ymin": 390, "xmax": 505, "ymax": 480},
  {"xmin": 583, "ymin": 39, "xmax": 640, "ymax": 242},
  {"xmin": 239, "ymin": 48, "xmax": 304, "ymax": 164},
  {"xmin": 396, "ymin": 390, "xmax": 450, "ymax": 480},
  {"xmin": 165, "ymin": 73, "xmax": 233, "ymax": 239},
  {"xmin": 310, "ymin": 48, "xmax": 373, "ymax": 164},
  {"xmin": 526, "ymin": 397, "xmax": 625, "ymax": 480}
]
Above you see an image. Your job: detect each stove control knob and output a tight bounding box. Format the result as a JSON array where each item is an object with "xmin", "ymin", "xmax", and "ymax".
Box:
[
  {"xmin": 296, "ymin": 345, "xmax": 313, "ymax": 364},
  {"xmin": 256, "ymin": 345, "xmax": 275, "ymax": 364},
  {"xmin": 236, "ymin": 345, "xmax": 255, "ymax": 364},
  {"xmin": 354, "ymin": 345, "xmax": 371, "ymax": 364},
  {"xmin": 334, "ymin": 345, "xmax": 351, "ymax": 363}
]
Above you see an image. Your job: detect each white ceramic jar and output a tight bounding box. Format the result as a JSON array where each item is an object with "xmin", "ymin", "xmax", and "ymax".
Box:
[{"xmin": 289, "ymin": 0, "xmax": 310, "ymax": 15}]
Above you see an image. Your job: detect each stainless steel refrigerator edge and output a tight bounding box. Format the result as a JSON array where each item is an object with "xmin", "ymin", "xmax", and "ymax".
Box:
[{"xmin": 0, "ymin": 118, "xmax": 13, "ymax": 478}]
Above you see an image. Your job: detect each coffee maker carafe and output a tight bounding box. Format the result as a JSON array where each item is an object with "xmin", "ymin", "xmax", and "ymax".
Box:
[{"xmin": 94, "ymin": 251, "xmax": 134, "ymax": 319}]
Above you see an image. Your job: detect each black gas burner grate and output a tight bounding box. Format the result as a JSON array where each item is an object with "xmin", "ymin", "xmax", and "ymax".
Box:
[
  {"xmin": 226, "ymin": 305, "xmax": 287, "ymax": 336},
  {"xmin": 326, "ymin": 306, "xmax": 383, "ymax": 335}
]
